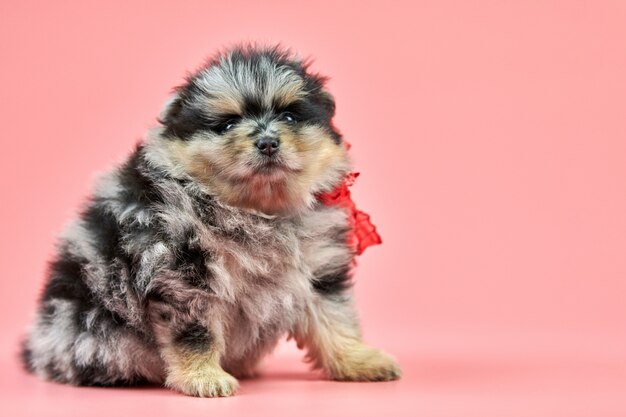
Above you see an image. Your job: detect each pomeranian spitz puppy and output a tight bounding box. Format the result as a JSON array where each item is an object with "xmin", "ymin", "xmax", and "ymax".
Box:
[{"xmin": 21, "ymin": 45, "xmax": 401, "ymax": 397}]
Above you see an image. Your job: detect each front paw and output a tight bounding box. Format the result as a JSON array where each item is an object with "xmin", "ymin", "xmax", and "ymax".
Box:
[
  {"xmin": 328, "ymin": 345, "xmax": 402, "ymax": 382},
  {"xmin": 166, "ymin": 367, "xmax": 239, "ymax": 397}
]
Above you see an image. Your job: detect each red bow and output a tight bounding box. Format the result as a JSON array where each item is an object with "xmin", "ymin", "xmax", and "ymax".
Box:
[{"xmin": 316, "ymin": 172, "xmax": 382, "ymax": 255}]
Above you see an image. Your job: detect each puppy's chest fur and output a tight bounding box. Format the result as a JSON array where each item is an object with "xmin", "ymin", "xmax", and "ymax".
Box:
[{"xmin": 158, "ymin": 193, "xmax": 352, "ymax": 361}]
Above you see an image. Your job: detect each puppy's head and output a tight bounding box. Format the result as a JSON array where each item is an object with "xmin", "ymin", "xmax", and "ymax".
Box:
[{"xmin": 156, "ymin": 45, "xmax": 350, "ymax": 215}]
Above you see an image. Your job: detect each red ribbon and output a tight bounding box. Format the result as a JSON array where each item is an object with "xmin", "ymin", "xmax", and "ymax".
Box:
[{"xmin": 316, "ymin": 172, "xmax": 382, "ymax": 255}]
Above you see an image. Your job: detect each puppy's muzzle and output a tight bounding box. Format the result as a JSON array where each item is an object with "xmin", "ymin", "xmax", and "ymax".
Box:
[{"xmin": 255, "ymin": 136, "xmax": 280, "ymax": 157}]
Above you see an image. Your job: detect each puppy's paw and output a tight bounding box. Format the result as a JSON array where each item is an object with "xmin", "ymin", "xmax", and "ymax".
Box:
[
  {"xmin": 328, "ymin": 345, "xmax": 402, "ymax": 382},
  {"xmin": 166, "ymin": 367, "xmax": 239, "ymax": 397}
]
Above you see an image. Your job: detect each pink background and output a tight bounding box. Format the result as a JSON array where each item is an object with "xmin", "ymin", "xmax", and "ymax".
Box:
[{"xmin": 1, "ymin": 1, "xmax": 625, "ymax": 416}]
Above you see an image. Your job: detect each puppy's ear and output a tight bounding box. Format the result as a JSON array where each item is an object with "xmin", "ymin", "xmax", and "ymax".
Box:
[
  {"xmin": 314, "ymin": 89, "xmax": 342, "ymax": 143},
  {"xmin": 159, "ymin": 93, "xmax": 184, "ymax": 138},
  {"xmin": 316, "ymin": 90, "xmax": 336, "ymax": 120},
  {"xmin": 159, "ymin": 92, "xmax": 205, "ymax": 139},
  {"xmin": 159, "ymin": 93, "xmax": 182, "ymax": 125}
]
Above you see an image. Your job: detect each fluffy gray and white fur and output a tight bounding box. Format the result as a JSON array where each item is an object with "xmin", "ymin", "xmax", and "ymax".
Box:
[{"xmin": 21, "ymin": 45, "xmax": 401, "ymax": 397}]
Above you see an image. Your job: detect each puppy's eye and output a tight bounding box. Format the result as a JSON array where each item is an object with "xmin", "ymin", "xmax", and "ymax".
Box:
[
  {"xmin": 280, "ymin": 112, "xmax": 297, "ymax": 124},
  {"xmin": 221, "ymin": 118, "xmax": 240, "ymax": 133}
]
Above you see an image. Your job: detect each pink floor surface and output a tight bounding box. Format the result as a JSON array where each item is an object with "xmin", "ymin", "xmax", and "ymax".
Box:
[{"xmin": 2, "ymin": 326, "xmax": 625, "ymax": 417}]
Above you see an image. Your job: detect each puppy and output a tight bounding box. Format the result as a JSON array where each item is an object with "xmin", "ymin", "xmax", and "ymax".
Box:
[{"xmin": 21, "ymin": 45, "xmax": 401, "ymax": 397}]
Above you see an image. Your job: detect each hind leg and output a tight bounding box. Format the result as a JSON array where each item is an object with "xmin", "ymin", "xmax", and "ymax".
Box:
[{"xmin": 22, "ymin": 298, "xmax": 163, "ymax": 386}]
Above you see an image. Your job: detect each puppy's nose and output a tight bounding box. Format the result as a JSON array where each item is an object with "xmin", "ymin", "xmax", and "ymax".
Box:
[{"xmin": 255, "ymin": 136, "xmax": 280, "ymax": 157}]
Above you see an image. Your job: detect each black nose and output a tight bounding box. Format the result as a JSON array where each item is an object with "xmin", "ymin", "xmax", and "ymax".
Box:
[{"xmin": 255, "ymin": 137, "xmax": 280, "ymax": 156}]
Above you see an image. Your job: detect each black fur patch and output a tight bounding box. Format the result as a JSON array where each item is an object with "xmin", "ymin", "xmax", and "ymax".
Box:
[
  {"xmin": 81, "ymin": 203, "xmax": 122, "ymax": 261},
  {"xmin": 145, "ymin": 288, "xmax": 165, "ymax": 303},
  {"xmin": 40, "ymin": 251, "xmax": 131, "ymax": 334},
  {"xmin": 158, "ymin": 311, "xmax": 172, "ymax": 322},
  {"xmin": 190, "ymin": 191, "xmax": 217, "ymax": 224},
  {"xmin": 242, "ymin": 95, "xmax": 266, "ymax": 119},
  {"xmin": 71, "ymin": 362, "xmax": 145, "ymax": 386},
  {"xmin": 161, "ymin": 93, "xmax": 213, "ymax": 140},
  {"xmin": 182, "ymin": 270, "xmax": 213, "ymax": 291},
  {"xmin": 41, "ymin": 252, "xmax": 94, "ymax": 316},
  {"xmin": 174, "ymin": 232, "xmax": 214, "ymax": 291},
  {"xmin": 118, "ymin": 146, "xmax": 165, "ymax": 207},
  {"xmin": 20, "ymin": 341, "xmax": 34, "ymax": 373},
  {"xmin": 173, "ymin": 322, "xmax": 213, "ymax": 353},
  {"xmin": 311, "ymin": 266, "xmax": 352, "ymax": 295},
  {"xmin": 281, "ymin": 96, "xmax": 332, "ymax": 126},
  {"xmin": 175, "ymin": 239, "xmax": 208, "ymax": 275}
]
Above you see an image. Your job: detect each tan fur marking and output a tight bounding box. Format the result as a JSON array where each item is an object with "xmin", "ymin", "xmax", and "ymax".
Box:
[
  {"xmin": 271, "ymin": 78, "xmax": 306, "ymax": 107},
  {"xmin": 294, "ymin": 127, "xmax": 348, "ymax": 192},
  {"xmin": 162, "ymin": 346, "xmax": 239, "ymax": 397},
  {"xmin": 203, "ymin": 95, "xmax": 242, "ymax": 115}
]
